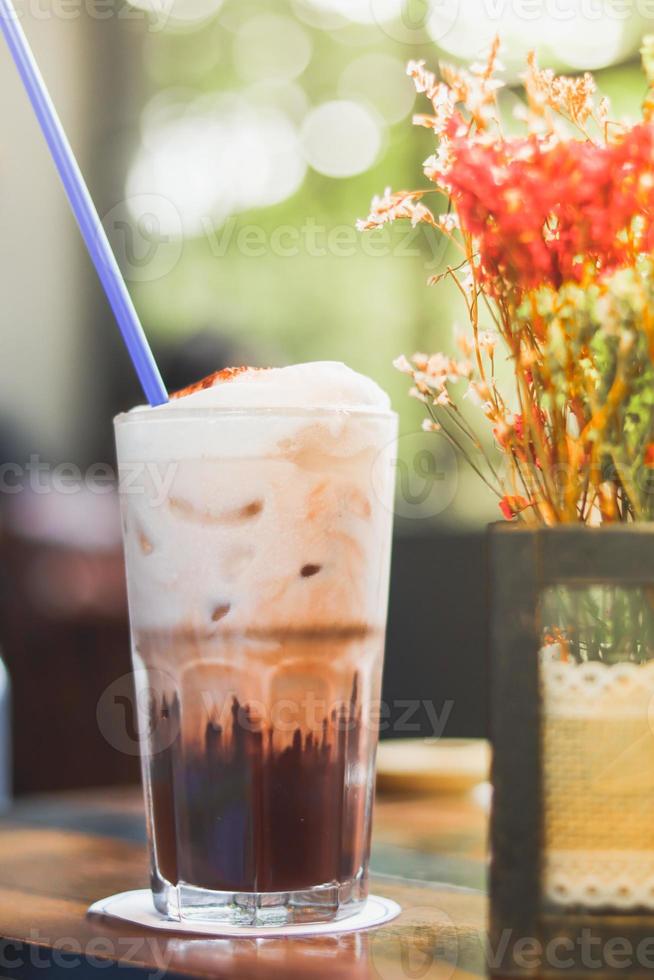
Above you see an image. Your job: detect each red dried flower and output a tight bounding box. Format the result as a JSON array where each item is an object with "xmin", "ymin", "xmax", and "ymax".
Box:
[
  {"xmin": 364, "ymin": 45, "xmax": 654, "ymax": 526},
  {"xmin": 499, "ymin": 495, "xmax": 532, "ymax": 520},
  {"xmin": 445, "ymin": 124, "xmax": 654, "ymax": 293}
]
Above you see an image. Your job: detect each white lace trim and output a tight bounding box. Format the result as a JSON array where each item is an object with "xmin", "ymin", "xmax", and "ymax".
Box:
[
  {"xmin": 544, "ymin": 852, "xmax": 654, "ymax": 909},
  {"xmin": 541, "ymin": 656, "xmax": 654, "ymax": 719},
  {"xmin": 541, "ymin": 658, "xmax": 654, "ymax": 909}
]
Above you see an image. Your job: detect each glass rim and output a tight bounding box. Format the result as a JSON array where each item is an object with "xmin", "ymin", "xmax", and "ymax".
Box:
[{"xmin": 114, "ymin": 405, "xmax": 398, "ymax": 426}]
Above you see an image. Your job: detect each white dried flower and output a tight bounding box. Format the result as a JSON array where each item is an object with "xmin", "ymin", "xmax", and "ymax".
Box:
[{"xmin": 393, "ymin": 354, "xmax": 413, "ymax": 375}]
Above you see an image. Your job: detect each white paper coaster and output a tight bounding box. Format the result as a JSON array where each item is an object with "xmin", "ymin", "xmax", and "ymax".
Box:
[{"xmin": 88, "ymin": 889, "xmax": 401, "ymax": 938}]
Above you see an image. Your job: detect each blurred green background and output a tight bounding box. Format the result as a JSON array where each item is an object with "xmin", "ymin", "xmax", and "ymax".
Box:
[
  {"xmin": 126, "ymin": 0, "xmax": 654, "ymax": 525},
  {"xmin": 1, "ymin": 0, "xmax": 653, "ymax": 526}
]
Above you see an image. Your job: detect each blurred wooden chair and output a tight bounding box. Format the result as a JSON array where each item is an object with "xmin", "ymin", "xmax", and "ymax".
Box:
[{"xmin": 0, "ymin": 485, "xmax": 139, "ymax": 794}]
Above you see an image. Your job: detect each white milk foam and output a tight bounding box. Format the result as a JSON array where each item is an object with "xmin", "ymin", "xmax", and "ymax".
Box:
[
  {"xmin": 114, "ymin": 363, "xmax": 397, "ymax": 632},
  {"xmin": 154, "ymin": 362, "xmax": 390, "ymax": 412}
]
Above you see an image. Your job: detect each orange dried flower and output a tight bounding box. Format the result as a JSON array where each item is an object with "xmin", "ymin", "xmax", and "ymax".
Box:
[
  {"xmin": 499, "ymin": 495, "xmax": 532, "ymax": 520},
  {"xmin": 360, "ymin": 42, "xmax": 654, "ymax": 526}
]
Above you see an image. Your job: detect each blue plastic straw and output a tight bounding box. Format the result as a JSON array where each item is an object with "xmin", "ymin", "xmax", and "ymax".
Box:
[{"xmin": 0, "ymin": 0, "xmax": 168, "ymax": 406}]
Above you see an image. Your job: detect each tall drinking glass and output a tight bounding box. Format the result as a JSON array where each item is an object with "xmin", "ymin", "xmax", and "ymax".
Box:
[{"xmin": 114, "ymin": 401, "xmax": 397, "ymax": 925}]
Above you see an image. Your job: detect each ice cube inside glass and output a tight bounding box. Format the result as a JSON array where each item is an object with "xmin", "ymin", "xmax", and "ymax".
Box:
[{"xmin": 114, "ymin": 380, "xmax": 397, "ymax": 926}]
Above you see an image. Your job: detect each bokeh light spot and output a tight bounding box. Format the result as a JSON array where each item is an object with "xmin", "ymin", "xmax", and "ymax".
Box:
[
  {"xmin": 339, "ymin": 53, "xmax": 415, "ymax": 124},
  {"xmin": 246, "ymin": 80, "xmax": 310, "ymax": 126},
  {"xmin": 127, "ymin": 0, "xmax": 225, "ymax": 31},
  {"xmin": 431, "ymin": 0, "xmax": 640, "ymax": 75},
  {"xmin": 234, "ymin": 14, "xmax": 313, "ymax": 83},
  {"xmin": 295, "ymin": 0, "xmax": 403, "ymax": 25},
  {"xmin": 301, "ymin": 100, "xmax": 383, "ymax": 178},
  {"xmin": 127, "ymin": 96, "xmax": 306, "ymax": 237}
]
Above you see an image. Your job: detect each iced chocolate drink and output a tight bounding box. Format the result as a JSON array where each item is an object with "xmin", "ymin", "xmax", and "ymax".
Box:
[{"xmin": 114, "ymin": 363, "xmax": 397, "ymax": 925}]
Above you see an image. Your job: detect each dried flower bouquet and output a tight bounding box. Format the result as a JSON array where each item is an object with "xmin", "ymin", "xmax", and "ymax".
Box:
[{"xmin": 360, "ymin": 38, "xmax": 654, "ymax": 526}]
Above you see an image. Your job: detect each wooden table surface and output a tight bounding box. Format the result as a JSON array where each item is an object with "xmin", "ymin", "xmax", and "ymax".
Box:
[{"xmin": 0, "ymin": 786, "xmax": 489, "ymax": 979}]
